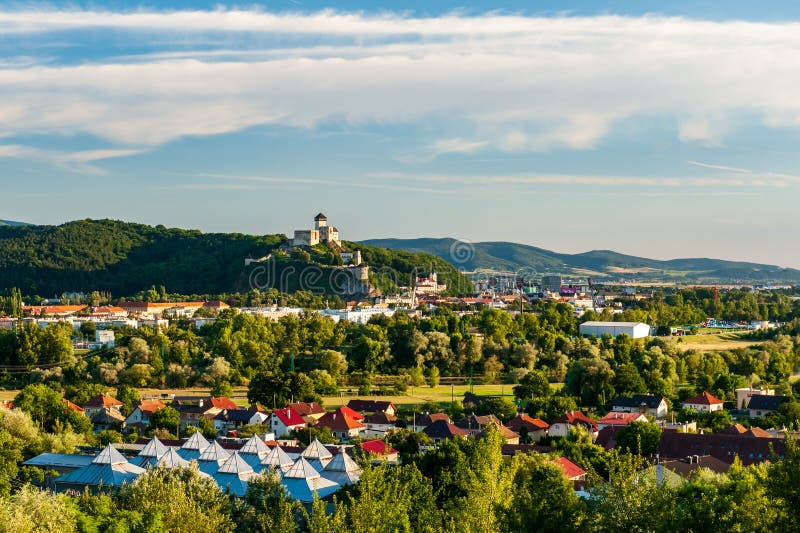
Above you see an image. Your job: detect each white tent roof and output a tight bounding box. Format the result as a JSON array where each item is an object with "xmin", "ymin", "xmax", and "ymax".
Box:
[
  {"xmin": 92, "ymin": 444, "xmax": 128, "ymax": 465},
  {"xmin": 322, "ymin": 447, "xmax": 362, "ymax": 485},
  {"xmin": 137, "ymin": 437, "xmax": 168, "ymax": 459},
  {"xmin": 154, "ymin": 448, "xmax": 190, "ymax": 468},
  {"xmin": 301, "ymin": 438, "xmax": 333, "ymax": 462},
  {"xmin": 325, "ymin": 447, "xmax": 360, "ymax": 473},
  {"xmin": 284, "ymin": 457, "xmax": 321, "ymax": 480},
  {"xmin": 239, "ymin": 435, "xmax": 271, "ymax": 457},
  {"xmin": 181, "ymin": 431, "xmax": 211, "ymax": 451},
  {"xmin": 198, "ymin": 441, "xmax": 231, "ymax": 464},
  {"xmin": 218, "ymin": 452, "xmax": 254, "ymax": 475},
  {"xmin": 261, "ymin": 446, "xmax": 294, "ymax": 472}
]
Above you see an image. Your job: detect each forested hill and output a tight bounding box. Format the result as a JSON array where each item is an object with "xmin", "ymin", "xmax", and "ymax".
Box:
[
  {"xmin": 0, "ymin": 220, "xmax": 471, "ymax": 297},
  {"xmin": 0, "ymin": 220, "xmax": 29, "ymax": 227},
  {"xmin": 361, "ymin": 237, "xmax": 800, "ymax": 283}
]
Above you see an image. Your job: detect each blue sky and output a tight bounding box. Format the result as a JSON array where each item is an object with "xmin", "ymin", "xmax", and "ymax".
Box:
[{"xmin": 2, "ymin": 2, "xmax": 800, "ymax": 268}]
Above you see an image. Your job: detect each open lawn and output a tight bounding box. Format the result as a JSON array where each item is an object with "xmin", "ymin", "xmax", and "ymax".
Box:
[
  {"xmin": 0, "ymin": 383, "xmax": 565, "ymax": 408},
  {"xmin": 675, "ymin": 333, "xmax": 763, "ymax": 353}
]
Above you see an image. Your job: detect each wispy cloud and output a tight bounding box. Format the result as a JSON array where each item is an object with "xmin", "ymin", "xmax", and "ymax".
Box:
[
  {"xmin": 159, "ymin": 172, "xmax": 458, "ymax": 195},
  {"xmin": 686, "ymin": 160, "xmax": 752, "ymax": 174},
  {"xmin": 0, "ymin": 144, "xmax": 144, "ymax": 174},
  {"xmin": 370, "ymin": 170, "xmax": 799, "ymax": 188}
]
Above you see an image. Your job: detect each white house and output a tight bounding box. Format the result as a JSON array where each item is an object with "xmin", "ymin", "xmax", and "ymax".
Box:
[
  {"xmin": 124, "ymin": 399, "xmax": 166, "ymax": 431},
  {"xmin": 579, "ymin": 321, "xmax": 650, "ymax": 339},
  {"xmin": 611, "ymin": 395, "xmax": 669, "ymax": 418},
  {"xmin": 681, "ymin": 392, "xmax": 724, "ymax": 413},
  {"xmin": 271, "ymin": 407, "xmax": 307, "ymax": 437}
]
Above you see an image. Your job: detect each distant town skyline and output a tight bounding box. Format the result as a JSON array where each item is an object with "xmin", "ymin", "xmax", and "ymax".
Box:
[{"xmin": 2, "ymin": 2, "xmax": 800, "ymax": 268}]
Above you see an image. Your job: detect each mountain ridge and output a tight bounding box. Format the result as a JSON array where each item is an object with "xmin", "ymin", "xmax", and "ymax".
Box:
[
  {"xmin": 0, "ymin": 219, "xmax": 470, "ymax": 296},
  {"xmin": 359, "ymin": 237, "xmax": 800, "ymax": 283}
]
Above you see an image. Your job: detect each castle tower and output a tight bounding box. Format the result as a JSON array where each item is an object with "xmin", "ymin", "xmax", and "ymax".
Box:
[{"xmin": 314, "ymin": 213, "xmax": 328, "ymax": 230}]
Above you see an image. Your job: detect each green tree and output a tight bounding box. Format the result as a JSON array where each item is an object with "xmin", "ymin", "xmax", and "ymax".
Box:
[
  {"xmin": 117, "ymin": 466, "xmax": 233, "ymax": 533},
  {"xmin": 565, "ymin": 357, "xmax": 616, "ymax": 406},
  {"xmin": 14, "ymin": 384, "xmax": 91, "ymax": 433},
  {"xmin": 149, "ymin": 406, "xmax": 180, "ymax": 433},
  {"xmin": 248, "ymin": 371, "xmax": 319, "ymax": 408},
  {"xmin": 237, "ymin": 471, "xmax": 304, "ymax": 533},
  {"xmin": 116, "ymin": 385, "xmax": 140, "ymax": 415},
  {"xmin": 499, "ymin": 453, "xmax": 585, "ymax": 532},
  {"xmin": 614, "ymin": 421, "xmax": 662, "ymax": 455},
  {"xmin": 513, "ymin": 369, "xmax": 552, "ymax": 400},
  {"xmin": 427, "ymin": 366, "xmax": 441, "ymax": 388}
]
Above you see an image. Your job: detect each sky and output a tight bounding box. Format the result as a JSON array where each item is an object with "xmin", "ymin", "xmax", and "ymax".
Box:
[{"xmin": 2, "ymin": 1, "xmax": 800, "ymax": 268}]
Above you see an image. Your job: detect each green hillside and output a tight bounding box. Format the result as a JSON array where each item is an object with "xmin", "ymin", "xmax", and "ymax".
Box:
[
  {"xmin": 0, "ymin": 220, "xmax": 472, "ymax": 297},
  {"xmin": 0, "ymin": 220, "xmax": 29, "ymax": 227},
  {"xmin": 360, "ymin": 238, "xmax": 800, "ymax": 283}
]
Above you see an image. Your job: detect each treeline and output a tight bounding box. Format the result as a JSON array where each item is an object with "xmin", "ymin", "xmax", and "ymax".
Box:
[
  {"xmin": 606, "ymin": 287, "xmax": 800, "ymax": 325},
  {"xmin": 0, "ymin": 220, "xmax": 472, "ymax": 298},
  {"xmin": 2, "ymin": 424, "xmax": 800, "ymax": 532}
]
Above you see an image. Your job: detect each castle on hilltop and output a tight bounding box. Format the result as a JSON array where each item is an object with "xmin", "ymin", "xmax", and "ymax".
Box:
[{"xmin": 291, "ymin": 213, "xmax": 340, "ymax": 247}]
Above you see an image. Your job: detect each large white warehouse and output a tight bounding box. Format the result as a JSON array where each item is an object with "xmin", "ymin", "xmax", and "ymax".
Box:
[{"xmin": 579, "ymin": 321, "xmax": 651, "ymax": 339}]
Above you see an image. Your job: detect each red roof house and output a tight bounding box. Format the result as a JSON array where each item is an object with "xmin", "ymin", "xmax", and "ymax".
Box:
[
  {"xmin": 597, "ymin": 412, "xmax": 648, "ymax": 429},
  {"xmin": 271, "ymin": 407, "xmax": 307, "ymax": 437},
  {"xmin": 316, "ymin": 408, "xmax": 365, "ymax": 440},
  {"xmin": 681, "ymin": 391, "xmax": 724, "ymax": 413},
  {"xmin": 555, "ymin": 456, "xmax": 588, "ymax": 481}
]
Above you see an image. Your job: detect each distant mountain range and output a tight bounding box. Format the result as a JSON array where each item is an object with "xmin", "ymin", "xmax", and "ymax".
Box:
[
  {"xmin": 360, "ymin": 238, "xmax": 800, "ymax": 283},
  {"xmin": 0, "ymin": 220, "xmax": 29, "ymax": 227}
]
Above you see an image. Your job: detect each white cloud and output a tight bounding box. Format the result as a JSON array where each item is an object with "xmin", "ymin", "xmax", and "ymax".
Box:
[
  {"xmin": 0, "ymin": 144, "xmax": 144, "ymax": 173},
  {"xmin": 1, "ymin": 10, "xmax": 800, "ymax": 150}
]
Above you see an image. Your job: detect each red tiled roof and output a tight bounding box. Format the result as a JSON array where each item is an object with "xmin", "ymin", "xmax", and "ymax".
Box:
[
  {"xmin": 338, "ymin": 405, "xmax": 365, "ymax": 421},
  {"xmin": 24, "ymin": 305, "xmax": 86, "ymax": 316},
  {"xmin": 360, "ymin": 439, "xmax": 398, "ymax": 455},
  {"xmin": 746, "ymin": 426, "xmax": 773, "ymax": 438},
  {"xmin": 208, "ymin": 397, "xmax": 238, "ymax": 410},
  {"xmin": 556, "ymin": 456, "xmax": 587, "ymax": 480},
  {"xmin": 83, "ymin": 393, "xmax": 123, "ymax": 408},
  {"xmin": 316, "ymin": 408, "xmax": 365, "ymax": 431},
  {"xmin": 91, "ymin": 306, "xmax": 126, "ymax": 314},
  {"xmin": 61, "ymin": 398, "xmax": 85, "ymax": 413},
  {"xmin": 721, "ymin": 424, "xmax": 748, "ymax": 434},
  {"xmin": 288, "ymin": 402, "xmax": 326, "ymax": 416},
  {"xmin": 507, "ymin": 413, "xmax": 549, "ymax": 432},
  {"xmin": 554, "ymin": 410, "xmax": 598, "ymax": 430},
  {"xmin": 273, "ymin": 407, "xmax": 306, "ymax": 427},
  {"xmin": 137, "ymin": 399, "xmax": 166, "ymax": 416},
  {"xmin": 682, "ymin": 391, "xmax": 723, "ymax": 406},
  {"xmin": 598, "ymin": 412, "xmax": 646, "ymax": 426}
]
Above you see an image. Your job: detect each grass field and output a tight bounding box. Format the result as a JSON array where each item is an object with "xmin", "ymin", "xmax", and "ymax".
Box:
[
  {"xmin": 0, "ymin": 383, "xmax": 564, "ymax": 408},
  {"xmin": 674, "ymin": 333, "xmax": 763, "ymax": 352}
]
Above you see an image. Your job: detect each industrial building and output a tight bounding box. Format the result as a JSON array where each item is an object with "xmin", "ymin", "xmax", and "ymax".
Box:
[
  {"xmin": 579, "ymin": 321, "xmax": 651, "ymax": 339},
  {"xmin": 541, "ymin": 273, "xmax": 562, "ymax": 293}
]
